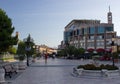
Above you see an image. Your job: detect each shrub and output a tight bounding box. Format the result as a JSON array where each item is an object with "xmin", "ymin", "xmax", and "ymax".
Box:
[
  {"xmin": 77, "ymin": 65, "xmax": 84, "ymax": 69},
  {"xmin": 77, "ymin": 64, "xmax": 119, "ymax": 70},
  {"xmin": 105, "ymin": 64, "xmax": 118, "ymax": 70},
  {"xmin": 100, "ymin": 64, "xmax": 106, "ymax": 69},
  {"xmin": 18, "ymin": 55, "xmax": 25, "ymax": 61},
  {"xmin": 84, "ymin": 64, "xmax": 96, "ymax": 70}
]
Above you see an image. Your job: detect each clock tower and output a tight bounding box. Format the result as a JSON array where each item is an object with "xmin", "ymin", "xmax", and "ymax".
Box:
[{"xmin": 107, "ymin": 6, "xmax": 112, "ymax": 24}]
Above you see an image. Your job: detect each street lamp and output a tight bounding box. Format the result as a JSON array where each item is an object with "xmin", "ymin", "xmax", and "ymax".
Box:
[
  {"xmin": 85, "ymin": 51, "xmax": 88, "ymax": 59},
  {"xmin": 93, "ymin": 50, "xmax": 97, "ymax": 63},
  {"xmin": 111, "ymin": 38, "xmax": 117, "ymax": 67},
  {"xmin": 23, "ymin": 34, "xmax": 34, "ymax": 66}
]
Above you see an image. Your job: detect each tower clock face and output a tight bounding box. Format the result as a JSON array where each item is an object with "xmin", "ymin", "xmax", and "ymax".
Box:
[
  {"xmin": 108, "ymin": 15, "xmax": 112, "ymax": 21},
  {"xmin": 109, "ymin": 15, "xmax": 111, "ymax": 18}
]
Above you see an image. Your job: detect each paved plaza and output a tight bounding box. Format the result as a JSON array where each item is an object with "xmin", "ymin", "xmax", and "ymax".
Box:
[{"xmin": 6, "ymin": 58, "xmax": 120, "ymax": 84}]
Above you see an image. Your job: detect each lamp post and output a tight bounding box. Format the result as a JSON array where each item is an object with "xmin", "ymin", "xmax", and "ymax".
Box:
[
  {"xmin": 85, "ymin": 51, "xmax": 88, "ymax": 59},
  {"xmin": 93, "ymin": 50, "xmax": 97, "ymax": 63},
  {"xmin": 111, "ymin": 38, "xmax": 117, "ymax": 67},
  {"xmin": 23, "ymin": 34, "xmax": 34, "ymax": 66}
]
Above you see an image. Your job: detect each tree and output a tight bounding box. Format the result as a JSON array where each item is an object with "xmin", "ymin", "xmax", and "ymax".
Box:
[
  {"xmin": 17, "ymin": 41, "xmax": 26, "ymax": 55},
  {"xmin": 77, "ymin": 48, "xmax": 85, "ymax": 55},
  {"xmin": 24, "ymin": 34, "xmax": 36, "ymax": 57},
  {"xmin": 57, "ymin": 49, "xmax": 67, "ymax": 57},
  {"xmin": 65, "ymin": 46, "xmax": 76, "ymax": 56},
  {"xmin": 16, "ymin": 36, "xmax": 36, "ymax": 61},
  {"xmin": 16, "ymin": 41, "xmax": 26, "ymax": 61},
  {"xmin": 8, "ymin": 47, "xmax": 17, "ymax": 54},
  {"xmin": 0, "ymin": 8, "xmax": 18, "ymax": 52}
]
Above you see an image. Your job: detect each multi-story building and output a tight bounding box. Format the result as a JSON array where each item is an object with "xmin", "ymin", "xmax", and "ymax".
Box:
[
  {"xmin": 35, "ymin": 45, "xmax": 57, "ymax": 54},
  {"xmin": 63, "ymin": 8, "xmax": 116, "ymax": 51}
]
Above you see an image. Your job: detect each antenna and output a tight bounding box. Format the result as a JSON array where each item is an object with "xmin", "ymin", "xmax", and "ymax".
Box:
[{"xmin": 109, "ymin": 6, "xmax": 110, "ymax": 12}]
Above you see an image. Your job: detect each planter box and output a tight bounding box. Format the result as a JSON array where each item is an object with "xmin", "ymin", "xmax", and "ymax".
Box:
[
  {"xmin": 83, "ymin": 70, "xmax": 102, "ymax": 77},
  {"xmin": 0, "ymin": 68, "xmax": 5, "ymax": 83},
  {"xmin": 18, "ymin": 62, "xmax": 26, "ymax": 70},
  {"xmin": 107, "ymin": 70, "xmax": 120, "ymax": 77},
  {"xmin": 74, "ymin": 68, "xmax": 120, "ymax": 77}
]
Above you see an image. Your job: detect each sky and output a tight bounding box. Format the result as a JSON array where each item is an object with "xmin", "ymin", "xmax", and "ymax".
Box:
[{"xmin": 0, "ymin": 0, "xmax": 120, "ymax": 48}]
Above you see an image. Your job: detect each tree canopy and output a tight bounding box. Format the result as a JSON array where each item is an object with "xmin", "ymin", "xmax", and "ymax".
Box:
[
  {"xmin": 17, "ymin": 41, "xmax": 26, "ymax": 55},
  {"xmin": 57, "ymin": 45, "xmax": 85, "ymax": 59},
  {"xmin": 0, "ymin": 8, "xmax": 18, "ymax": 52},
  {"xmin": 17, "ymin": 35, "xmax": 36, "ymax": 58}
]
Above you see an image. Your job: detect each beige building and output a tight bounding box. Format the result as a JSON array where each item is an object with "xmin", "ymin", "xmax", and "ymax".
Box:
[{"xmin": 35, "ymin": 45, "xmax": 57, "ymax": 54}]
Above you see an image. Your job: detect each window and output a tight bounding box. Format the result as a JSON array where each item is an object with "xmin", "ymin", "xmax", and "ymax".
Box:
[
  {"xmin": 106, "ymin": 27, "xmax": 113, "ymax": 32},
  {"xmin": 81, "ymin": 28, "xmax": 84, "ymax": 35},
  {"xmin": 77, "ymin": 29, "xmax": 79, "ymax": 35},
  {"xmin": 64, "ymin": 32, "xmax": 68, "ymax": 41},
  {"xmin": 84, "ymin": 28, "xmax": 87, "ymax": 34},
  {"xmin": 64, "ymin": 31, "xmax": 70, "ymax": 42},
  {"xmin": 83, "ymin": 36, "xmax": 85, "ymax": 40},
  {"xmin": 73, "ymin": 31, "xmax": 76, "ymax": 35},
  {"xmin": 98, "ymin": 26, "xmax": 105, "ymax": 34},
  {"xmin": 90, "ymin": 27, "xmax": 95, "ymax": 34},
  {"xmin": 97, "ymin": 35, "xmax": 103, "ymax": 40},
  {"xmin": 80, "ymin": 43, "xmax": 85, "ymax": 47},
  {"xmin": 70, "ymin": 31, "xmax": 73, "ymax": 36},
  {"xmin": 106, "ymin": 34, "xmax": 112, "ymax": 39},
  {"xmin": 90, "ymin": 36, "xmax": 94, "ymax": 40},
  {"xmin": 88, "ymin": 42, "xmax": 94, "ymax": 47},
  {"xmin": 97, "ymin": 42, "xmax": 100, "ymax": 46},
  {"xmin": 96, "ymin": 41, "xmax": 104, "ymax": 46}
]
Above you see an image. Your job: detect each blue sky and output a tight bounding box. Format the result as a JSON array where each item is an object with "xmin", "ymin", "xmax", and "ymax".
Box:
[{"xmin": 0, "ymin": 0, "xmax": 120, "ymax": 48}]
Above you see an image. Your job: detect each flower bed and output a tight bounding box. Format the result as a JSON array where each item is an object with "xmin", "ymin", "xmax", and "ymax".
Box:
[
  {"xmin": 77, "ymin": 64, "xmax": 119, "ymax": 70},
  {"xmin": 73, "ymin": 64, "xmax": 120, "ymax": 77}
]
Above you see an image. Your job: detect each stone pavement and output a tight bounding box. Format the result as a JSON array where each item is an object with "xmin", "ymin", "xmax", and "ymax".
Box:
[{"xmin": 6, "ymin": 58, "xmax": 120, "ymax": 84}]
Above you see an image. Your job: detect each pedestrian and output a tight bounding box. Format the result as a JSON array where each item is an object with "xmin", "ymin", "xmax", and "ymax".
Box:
[
  {"xmin": 52, "ymin": 54, "xmax": 55, "ymax": 59},
  {"xmin": 45, "ymin": 53, "xmax": 48, "ymax": 64}
]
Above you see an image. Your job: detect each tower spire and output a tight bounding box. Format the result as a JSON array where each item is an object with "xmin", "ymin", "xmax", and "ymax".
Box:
[
  {"xmin": 109, "ymin": 6, "xmax": 111, "ymax": 12},
  {"xmin": 107, "ymin": 6, "xmax": 112, "ymax": 24}
]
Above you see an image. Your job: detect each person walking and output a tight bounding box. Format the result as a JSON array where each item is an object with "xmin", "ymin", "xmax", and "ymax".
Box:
[
  {"xmin": 52, "ymin": 54, "xmax": 55, "ymax": 59},
  {"xmin": 45, "ymin": 53, "xmax": 48, "ymax": 64}
]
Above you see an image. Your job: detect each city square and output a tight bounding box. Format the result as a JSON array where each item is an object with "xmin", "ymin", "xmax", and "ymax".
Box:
[
  {"xmin": 6, "ymin": 58, "xmax": 120, "ymax": 84},
  {"xmin": 1, "ymin": 0, "xmax": 120, "ymax": 84}
]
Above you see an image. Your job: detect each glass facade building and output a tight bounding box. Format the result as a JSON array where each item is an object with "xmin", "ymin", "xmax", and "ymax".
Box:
[
  {"xmin": 63, "ymin": 19, "xmax": 116, "ymax": 50},
  {"xmin": 61, "ymin": 9, "xmax": 117, "ymax": 51}
]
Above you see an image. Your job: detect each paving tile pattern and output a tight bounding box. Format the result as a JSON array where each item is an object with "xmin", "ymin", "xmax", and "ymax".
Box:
[{"xmin": 8, "ymin": 58, "xmax": 120, "ymax": 84}]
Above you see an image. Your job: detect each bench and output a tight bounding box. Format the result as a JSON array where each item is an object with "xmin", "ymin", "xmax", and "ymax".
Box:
[{"xmin": 3, "ymin": 64, "xmax": 17, "ymax": 78}]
